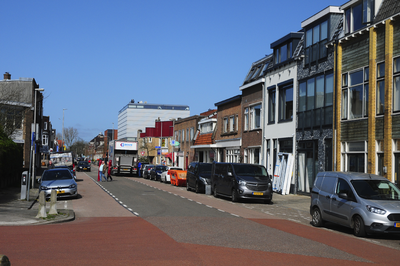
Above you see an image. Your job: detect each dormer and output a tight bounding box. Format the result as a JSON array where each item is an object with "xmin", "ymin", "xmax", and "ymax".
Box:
[
  {"xmin": 301, "ymin": 6, "xmax": 343, "ymax": 66},
  {"xmin": 341, "ymin": 0, "xmax": 382, "ymax": 35},
  {"xmin": 270, "ymin": 32, "xmax": 303, "ymax": 66}
]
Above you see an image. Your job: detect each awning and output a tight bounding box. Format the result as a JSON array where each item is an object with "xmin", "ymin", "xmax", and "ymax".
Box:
[{"xmin": 165, "ymin": 153, "xmax": 173, "ymax": 160}]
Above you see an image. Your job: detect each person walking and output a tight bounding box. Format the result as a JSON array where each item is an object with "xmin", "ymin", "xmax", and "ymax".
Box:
[
  {"xmin": 138, "ymin": 162, "xmax": 142, "ymax": 177},
  {"xmin": 48, "ymin": 160, "xmax": 54, "ymax": 169},
  {"xmin": 97, "ymin": 159, "xmax": 102, "ymax": 182},
  {"xmin": 107, "ymin": 160, "xmax": 113, "ymax": 181}
]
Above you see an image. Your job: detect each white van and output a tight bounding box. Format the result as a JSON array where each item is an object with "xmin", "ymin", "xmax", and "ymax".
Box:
[{"xmin": 310, "ymin": 171, "xmax": 400, "ymax": 237}]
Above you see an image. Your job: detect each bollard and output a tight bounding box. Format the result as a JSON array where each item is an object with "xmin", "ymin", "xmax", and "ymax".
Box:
[
  {"xmin": 48, "ymin": 190, "xmax": 58, "ymax": 215},
  {"xmin": 35, "ymin": 191, "xmax": 47, "ymax": 218},
  {"xmin": 0, "ymin": 255, "xmax": 10, "ymax": 266}
]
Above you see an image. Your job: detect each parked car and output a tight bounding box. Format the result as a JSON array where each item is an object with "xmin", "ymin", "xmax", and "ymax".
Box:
[
  {"xmin": 211, "ymin": 162, "xmax": 272, "ymax": 203},
  {"xmin": 186, "ymin": 162, "xmax": 212, "ymax": 193},
  {"xmin": 139, "ymin": 163, "xmax": 149, "ymax": 177},
  {"xmin": 150, "ymin": 165, "xmax": 168, "ymax": 181},
  {"xmin": 310, "ymin": 171, "xmax": 400, "ymax": 237},
  {"xmin": 160, "ymin": 166, "xmax": 183, "ymax": 183},
  {"xmin": 169, "ymin": 169, "xmax": 187, "ymax": 186},
  {"xmin": 38, "ymin": 168, "xmax": 78, "ymax": 199},
  {"xmin": 143, "ymin": 165, "xmax": 154, "ymax": 179},
  {"xmin": 76, "ymin": 161, "xmax": 91, "ymax": 172}
]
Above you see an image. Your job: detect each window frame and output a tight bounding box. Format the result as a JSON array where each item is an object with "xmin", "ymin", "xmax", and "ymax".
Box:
[
  {"xmin": 394, "ymin": 57, "xmax": 400, "ymax": 113},
  {"xmin": 278, "ymin": 84, "xmax": 293, "ymax": 122}
]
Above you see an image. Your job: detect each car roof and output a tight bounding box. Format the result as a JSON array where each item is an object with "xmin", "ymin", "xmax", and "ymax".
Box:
[{"xmin": 318, "ymin": 171, "xmax": 388, "ymax": 181}]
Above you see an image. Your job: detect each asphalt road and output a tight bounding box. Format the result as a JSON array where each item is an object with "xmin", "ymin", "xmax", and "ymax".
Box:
[{"xmin": 2, "ymin": 166, "xmax": 400, "ymax": 265}]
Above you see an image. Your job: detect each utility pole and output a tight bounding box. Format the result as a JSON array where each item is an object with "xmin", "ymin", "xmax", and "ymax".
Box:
[{"xmin": 62, "ymin": 108, "xmax": 67, "ymax": 151}]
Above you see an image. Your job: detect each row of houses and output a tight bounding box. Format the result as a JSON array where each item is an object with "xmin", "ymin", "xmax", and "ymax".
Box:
[{"xmin": 133, "ymin": 0, "xmax": 400, "ymax": 195}]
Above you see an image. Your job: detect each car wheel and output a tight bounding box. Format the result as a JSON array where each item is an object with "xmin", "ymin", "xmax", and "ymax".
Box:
[
  {"xmin": 186, "ymin": 182, "xmax": 190, "ymax": 191},
  {"xmin": 353, "ymin": 215, "xmax": 366, "ymax": 237},
  {"xmin": 232, "ymin": 189, "xmax": 239, "ymax": 202},
  {"xmin": 195, "ymin": 183, "xmax": 200, "ymax": 194},
  {"xmin": 311, "ymin": 207, "xmax": 324, "ymax": 227}
]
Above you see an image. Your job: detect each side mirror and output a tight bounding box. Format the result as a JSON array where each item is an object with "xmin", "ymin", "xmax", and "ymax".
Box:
[{"xmin": 338, "ymin": 192, "xmax": 348, "ymax": 200}]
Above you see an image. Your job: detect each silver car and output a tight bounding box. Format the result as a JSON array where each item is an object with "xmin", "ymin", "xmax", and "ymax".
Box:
[
  {"xmin": 311, "ymin": 171, "xmax": 400, "ymax": 237},
  {"xmin": 39, "ymin": 168, "xmax": 78, "ymax": 199}
]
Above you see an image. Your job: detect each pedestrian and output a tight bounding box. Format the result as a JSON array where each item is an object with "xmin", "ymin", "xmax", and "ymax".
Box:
[
  {"xmin": 98, "ymin": 159, "xmax": 102, "ymax": 182},
  {"xmin": 107, "ymin": 160, "xmax": 113, "ymax": 181},
  {"xmin": 138, "ymin": 162, "xmax": 142, "ymax": 177},
  {"xmin": 102, "ymin": 161, "xmax": 108, "ymax": 182},
  {"xmin": 99, "ymin": 161, "xmax": 107, "ymax": 182},
  {"xmin": 48, "ymin": 160, "xmax": 54, "ymax": 169}
]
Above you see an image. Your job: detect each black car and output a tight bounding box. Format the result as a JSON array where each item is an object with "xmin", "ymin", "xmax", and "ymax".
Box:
[
  {"xmin": 77, "ymin": 161, "xmax": 91, "ymax": 172},
  {"xmin": 150, "ymin": 165, "xmax": 168, "ymax": 181},
  {"xmin": 186, "ymin": 162, "xmax": 212, "ymax": 193},
  {"xmin": 143, "ymin": 165, "xmax": 154, "ymax": 179}
]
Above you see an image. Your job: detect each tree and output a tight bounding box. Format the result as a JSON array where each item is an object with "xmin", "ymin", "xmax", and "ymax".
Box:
[
  {"xmin": 69, "ymin": 139, "xmax": 87, "ymax": 157},
  {"xmin": 63, "ymin": 127, "xmax": 79, "ymax": 149}
]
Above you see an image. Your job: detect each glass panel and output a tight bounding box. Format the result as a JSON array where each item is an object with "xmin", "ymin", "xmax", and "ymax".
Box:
[
  {"xmin": 377, "ymin": 63, "xmax": 385, "ymax": 78},
  {"xmin": 377, "ymin": 80, "xmax": 385, "ymax": 114},
  {"xmin": 349, "ymin": 85, "xmax": 363, "ymax": 119},
  {"xmin": 363, "ymin": 0, "xmax": 373, "ymax": 24},
  {"xmin": 299, "ymin": 82, "xmax": 307, "ymax": 112},
  {"xmin": 306, "ymin": 29, "xmax": 312, "ymax": 47},
  {"xmin": 364, "ymin": 84, "xmax": 369, "ymax": 116},
  {"xmin": 307, "ymin": 78, "xmax": 315, "ymax": 110},
  {"xmin": 316, "ymin": 75, "xmax": 324, "ymax": 108},
  {"xmin": 325, "ymin": 73, "xmax": 333, "ymax": 106},
  {"xmin": 319, "ymin": 39, "xmax": 327, "ymax": 58},
  {"xmin": 342, "ymin": 73, "xmax": 348, "ymax": 87},
  {"xmin": 345, "ymin": 9, "xmax": 351, "ymax": 33},
  {"xmin": 353, "ymin": 3, "xmax": 363, "ymax": 32},
  {"xmin": 394, "ymin": 58, "xmax": 400, "ymax": 73},
  {"xmin": 285, "ymin": 87, "xmax": 293, "ymax": 120},
  {"xmin": 280, "ymin": 44, "xmax": 287, "ymax": 62},
  {"xmin": 313, "ymin": 25, "xmax": 320, "ymax": 44},
  {"xmin": 394, "ymin": 76, "xmax": 400, "ymax": 112},
  {"xmin": 320, "ymin": 20, "xmax": 328, "ymax": 40},
  {"xmin": 342, "ymin": 89, "xmax": 348, "ymax": 119},
  {"xmin": 350, "ymin": 70, "xmax": 363, "ymax": 86},
  {"xmin": 312, "ymin": 43, "xmax": 318, "ymax": 62},
  {"xmin": 348, "ymin": 154, "xmax": 365, "ymax": 172},
  {"xmin": 364, "ymin": 67, "xmax": 369, "ymax": 81},
  {"xmin": 254, "ymin": 105, "xmax": 261, "ymax": 128},
  {"xmin": 269, "ymin": 90, "xmax": 275, "ymax": 123},
  {"xmin": 349, "ymin": 141, "xmax": 365, "ymax": 151}
]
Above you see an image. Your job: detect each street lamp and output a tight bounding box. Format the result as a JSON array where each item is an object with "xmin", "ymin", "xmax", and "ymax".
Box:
[
  {"xmin": 62, "ymin": 108, "xmax": 67, "ymax": 151},
  {"xmin": 27, "ymin": 88, "xmax": 44, "ymax": 201}
]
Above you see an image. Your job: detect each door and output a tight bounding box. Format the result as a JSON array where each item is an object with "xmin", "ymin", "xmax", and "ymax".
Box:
[
  {"xmin": 318, "ymin": 175, "xmax": 337, "ymax": 222},
  {"xmin": 330, "ymin": 178, "xmax": 356, "ymax": 227}
]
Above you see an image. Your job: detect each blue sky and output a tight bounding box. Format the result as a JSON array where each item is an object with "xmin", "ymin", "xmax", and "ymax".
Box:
[{"xmin": 1, "ymin": 0, "xmax": 344, "ymax": 142}]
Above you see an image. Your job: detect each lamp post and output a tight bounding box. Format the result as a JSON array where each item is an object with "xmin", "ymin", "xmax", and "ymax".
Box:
[
  {"xmin": 112, "ymin": 123, "xmax": 114, "ymax": 141},
  {"xmin": 62, "ymin": 108, "xmax": 67, "ymax": 151},
  {"xmin": 27, "ymin": 88, "xmax": 44, "ymax": 201}
]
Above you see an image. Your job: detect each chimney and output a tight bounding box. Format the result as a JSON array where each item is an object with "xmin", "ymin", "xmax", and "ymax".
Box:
[{"xmin": 4, "ymin": 72, "xmax": 11, "ymax": 80}]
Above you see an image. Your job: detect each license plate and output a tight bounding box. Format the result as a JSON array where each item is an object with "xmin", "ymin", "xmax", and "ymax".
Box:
[
  {"xmin": 123, "ymin": 168, "xmax": 129, "ymax": 171},
  {"xmin": 83, "ymin": 168, "xmax": 87, "ymax": 170},
  {"xmin": 57, "ymin": 190, "xmax": 65, "ymax": 194},
  {"xmin": 253, "ymin": 192, "xmax": 264, "ymax": 196},
  {"xmin": 395, "ymin": 223, "xmax": 400, "ymax": 228}
]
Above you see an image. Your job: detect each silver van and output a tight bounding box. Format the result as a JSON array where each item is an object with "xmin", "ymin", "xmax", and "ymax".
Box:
[{"xmin": 310, "ymin": 171, "xmax": 400, "ymax": 236}]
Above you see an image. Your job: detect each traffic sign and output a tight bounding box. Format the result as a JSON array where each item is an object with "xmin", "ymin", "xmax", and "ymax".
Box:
[{"xmin": 155, "ymin": 146, "xmax": 161, "ymax": 149}]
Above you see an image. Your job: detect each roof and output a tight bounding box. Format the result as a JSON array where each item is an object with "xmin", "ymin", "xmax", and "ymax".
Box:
[
  {"xmin": 374, "ymin": 0, "xmax": 400, "ymax": 22},
  {"xmin": 214, "ymin": 95, "xmax": 241, "ymax": 107},
  {"xmin": 193, "ymin": 133, "xmax": 213, "ymax": 146}
]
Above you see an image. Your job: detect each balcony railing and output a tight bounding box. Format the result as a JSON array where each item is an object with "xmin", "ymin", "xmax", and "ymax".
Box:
[{"xmin": 297, "ymin": 106, "xmax": 333, "ymax": 131}]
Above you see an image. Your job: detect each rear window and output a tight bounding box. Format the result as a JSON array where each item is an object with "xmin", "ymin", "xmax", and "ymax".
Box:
[{"xmin": 156, "ymin": 166, "xmax": 167, "ymax": 171}]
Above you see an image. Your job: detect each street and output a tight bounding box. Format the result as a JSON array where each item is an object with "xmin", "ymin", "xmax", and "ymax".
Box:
[{"xmin": 2, "ymin": 166, "xmax": 400, "ymax": 265}]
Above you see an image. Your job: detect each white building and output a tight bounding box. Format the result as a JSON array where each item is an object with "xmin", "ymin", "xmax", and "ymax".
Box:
[{"xmin": 118, "ymin": 100, "xmax": 190, "ymax": 141}]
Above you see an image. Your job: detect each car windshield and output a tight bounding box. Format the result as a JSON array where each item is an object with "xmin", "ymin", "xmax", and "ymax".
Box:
[
  {"xmin": 42, "ymin": 170, "xmax": 73, "ymax": 181},
  {"xmin": 78, "ymin": 162, "xmax": 89, "ymax": 166},
  {"xmin": 199, "ymin": 164, "xmax": 212, "ymax": 174},
  {"xmin": 351, "ymin": 179, "xmax": 400, "ymax": 200},
  {"xmin": 233, "ymin": 165, "xmax": 268, "ymax": 177},
  {"xmin": 156, "ymin": 166, "xmax": 167, "ymax": 171}
]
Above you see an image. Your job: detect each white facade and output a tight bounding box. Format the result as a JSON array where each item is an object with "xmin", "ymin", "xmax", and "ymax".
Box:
[
  {"xmin": 263, "ymin": 62, "xmax": 297, "ymax": 175},
  {"xmin": 118, "ymin": 102, "xmax": 190, "ymax": 141}
]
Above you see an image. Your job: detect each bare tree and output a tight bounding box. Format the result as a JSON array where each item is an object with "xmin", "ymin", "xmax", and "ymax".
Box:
[
  {"xmin": 69, "ymin": 138, "xmax": 87, "ymax": 157},
  {"xmin": 63, "ymin": 127, "xmax": 79, "ymax": 149}
]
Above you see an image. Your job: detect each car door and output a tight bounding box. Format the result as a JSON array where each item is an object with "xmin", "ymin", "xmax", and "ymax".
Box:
[
  {"xmin": 318, "ymin": 175, "xmax": 337, "ymax": 222},
  {"xmin": 329, "ymin": 178, "xmax": 357, "ymax": 227}
]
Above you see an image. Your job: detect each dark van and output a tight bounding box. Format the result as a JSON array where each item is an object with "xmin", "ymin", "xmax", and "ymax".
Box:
[
  {"xmin": 211, "ymin": 162, "xmax": 272, "ymax": 203},
  {"xmin": 186, "ymin": 162, "xmax": 212, "ymax": 193}
]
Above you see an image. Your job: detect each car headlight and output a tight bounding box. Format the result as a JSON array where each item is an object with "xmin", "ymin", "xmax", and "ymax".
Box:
[
  {"xmin": 237, "ymin": 179, "xmax": 246, "ymax": 186},
  {"xmin": 366, "ymin": 205, "xmax": 386, "ymax": 215},
  {"xmin": 70, "ymin": 184, "xmax": 77, "ymax": 189},
  {"xmin": 40, "ymin": 186, "xmax": 48, "ymax": 190},
  {"xmin": 199, "ymin": 177, "xmax": 207, "ymax": 184}
]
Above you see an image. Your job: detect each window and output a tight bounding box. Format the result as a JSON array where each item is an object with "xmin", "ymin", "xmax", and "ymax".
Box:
[
  {"xmin": 190, "ymin": 127, "xmax": 194, "ymax": 140},
  {"xmin": 394, "ymin": 57, "xmax": 400, "ymax": 112},
  {"xmin": 223, "ymin": 117, "xmax": 228, "ymax": 133},
  {"xmin": 182, "ymin": 129, "xmax": 185, "ymax": 142},
  {"xmin": 305, "ymin": 20, "xmax": 328, "ymax": 64},
  {"xmin": 268, "ymin": 89, "xmax": 276, "ymax": 124},
  {"xmin": 341, "ymin": 67, "xmax": 369, "ymax": 120},
  {"xmin": 377, "ymin": 62, "xmax": 385, "ymax": 115},
  {"xmin": 42, "ymin": 134, "xmax": 48, "ymax": 146},
  {"xmin": 186, "ymin": 128, "xmax": 189, "ymax": 143},
  {"xmin": 279, "ymin": 84, "xmax": 293, "ymax": 121},
  {"xmin": 275, "ymin": 42, "xmax": 292, "ymax": 64},
  {"xmin": 344, "ymin": 0, "xmax": 374, "ymax": 34},
  {"xmin": 229, "ymin": 116, "xmax": 234, "ymax": 132},
  {"xmin": 226, "ymin": 149, "xmax": 240, "ymax": 163},
  {"xmin": 250, "ymin": 104, "xmax": 261, "ymax": 130},
  {"xmin": 244, "ymin": 108, "xmax": 249, "ymax": 130},
  {"xmin": 44, "ymin": 122, "xmax": 48, "ymax": 130},
  {"xmin": 341, "ymin": 141, "xmax": 366, "ymax": 172},
  {"xmin": 148, "ymin": 137, "xmax": 152, "ymax": 143}
]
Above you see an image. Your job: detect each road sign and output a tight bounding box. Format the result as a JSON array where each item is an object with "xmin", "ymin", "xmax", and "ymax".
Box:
[{"xmin": 155, "ymin": 146, "xmax": 161, "ymax": 149}]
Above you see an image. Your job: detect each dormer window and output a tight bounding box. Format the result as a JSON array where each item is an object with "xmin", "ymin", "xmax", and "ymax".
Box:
[
  {"xmin": 274, "ymin": 42, "xmax": 293, "ymax": 64},
  {"xmin": 344, "ymin": 0, "xmax": 374, "ymax": 34},
  {"xmin": 305, "ymin": 20, "xmax": 328, "ymax": 65}
]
